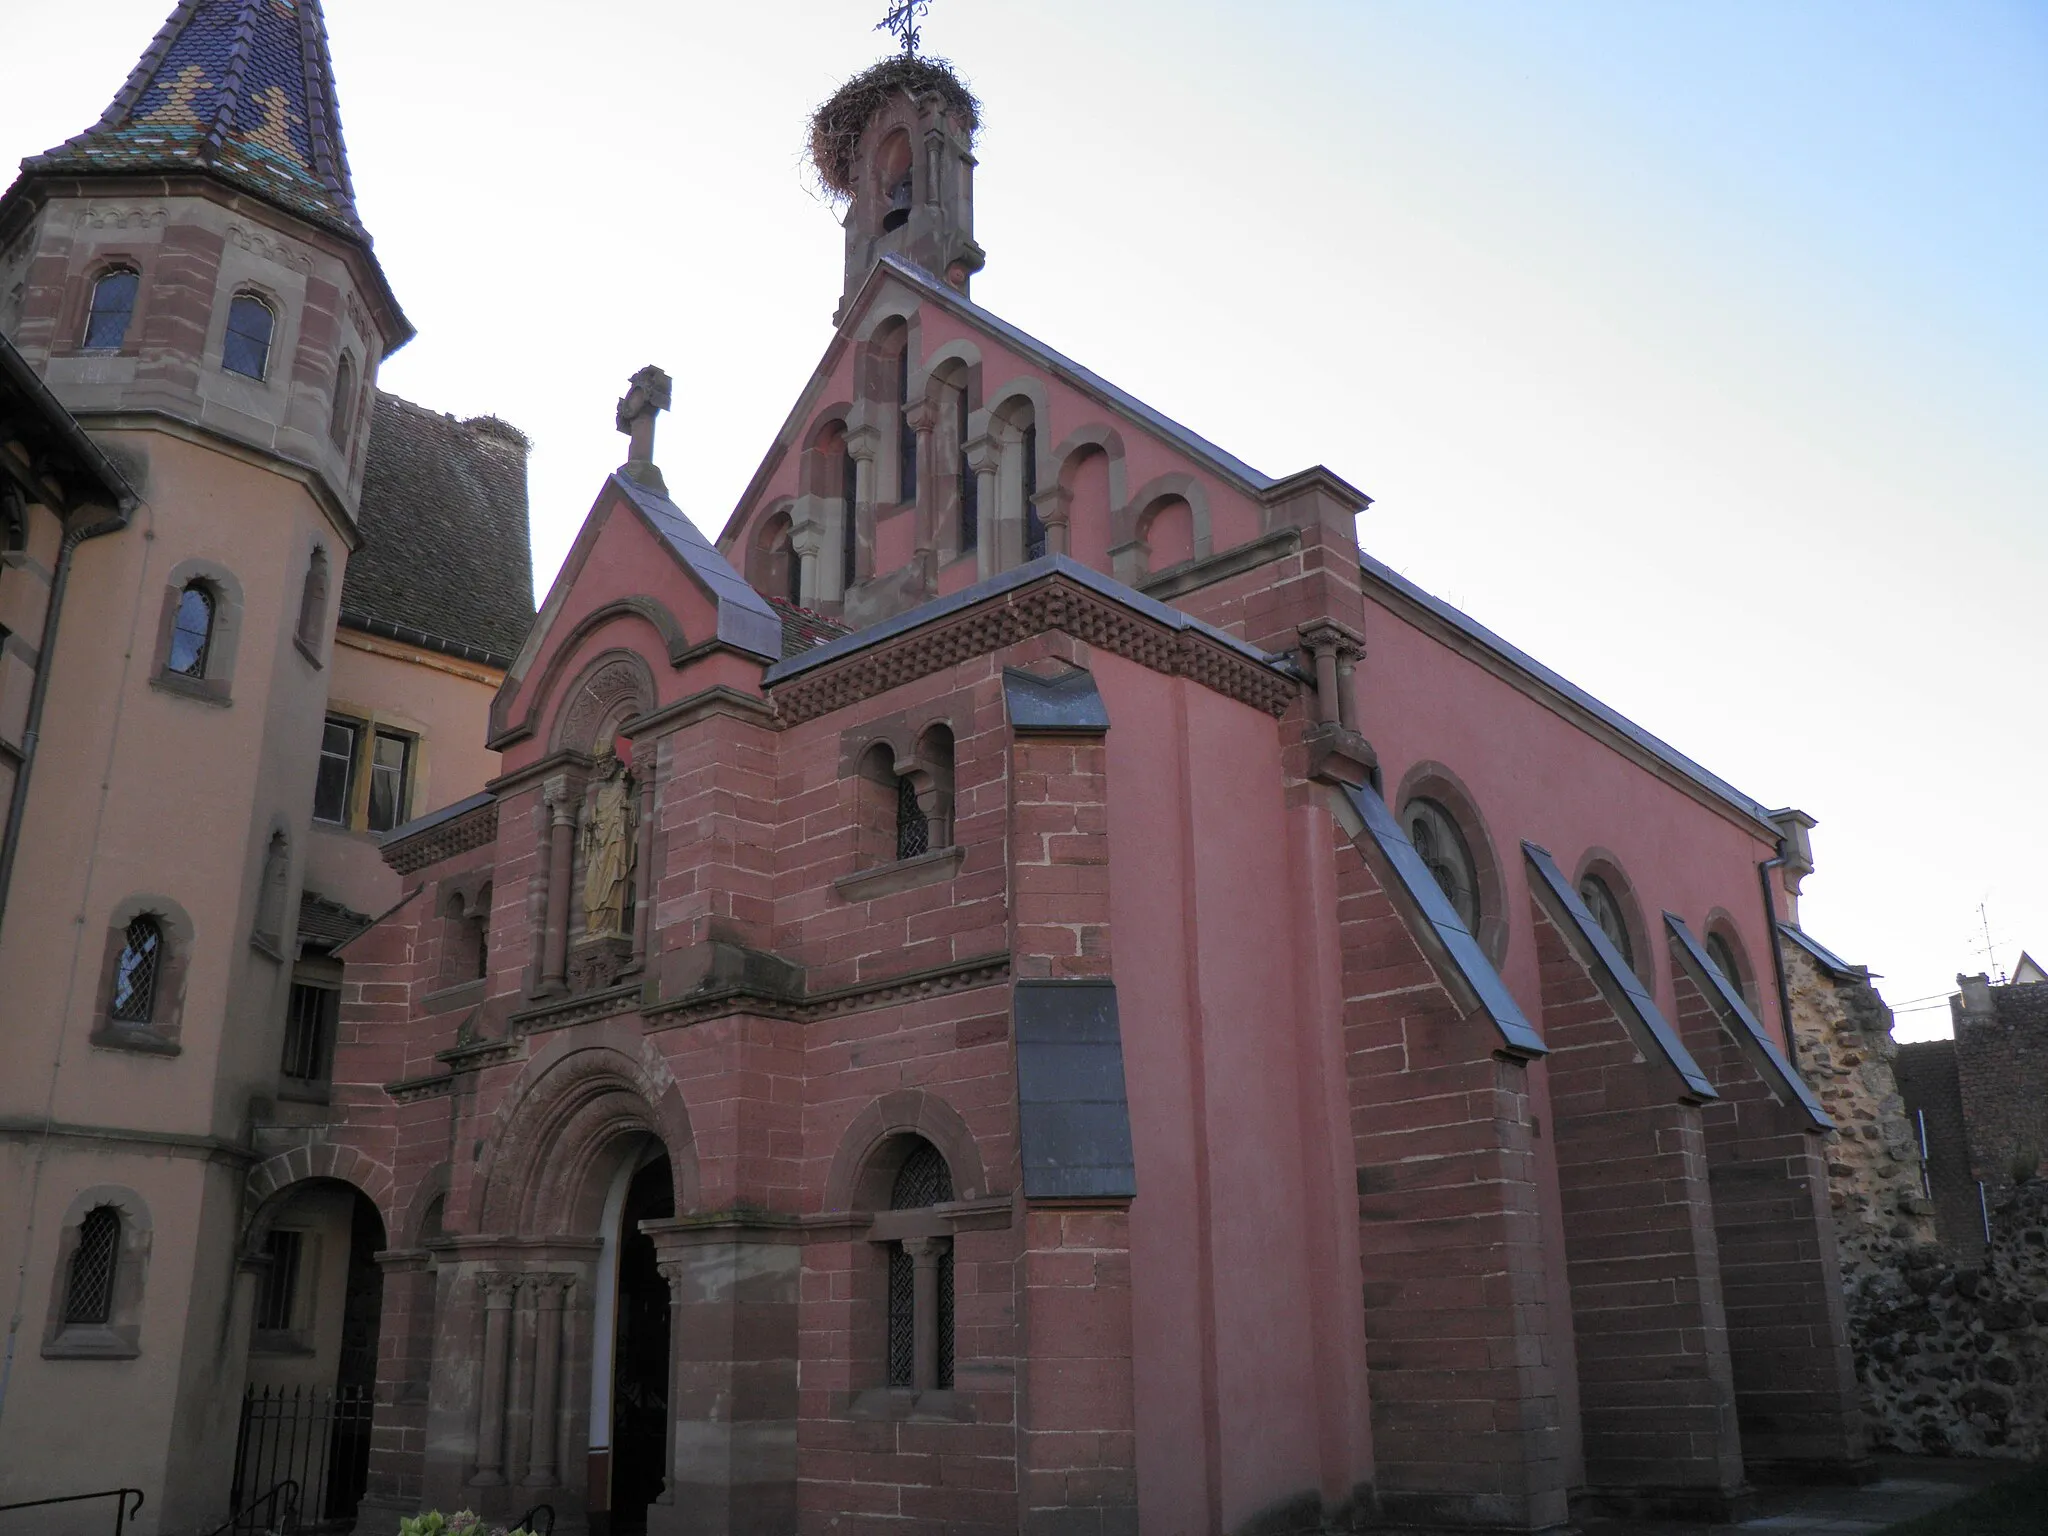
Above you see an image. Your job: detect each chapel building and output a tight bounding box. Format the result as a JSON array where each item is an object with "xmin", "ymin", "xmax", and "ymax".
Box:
[{"xmin": 3, "ymin": 14, "xmax": 1873, "ymax": 1536}]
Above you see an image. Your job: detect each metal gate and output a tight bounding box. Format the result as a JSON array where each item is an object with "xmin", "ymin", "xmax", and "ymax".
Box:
[{"xmin": 229, "ymin": 1385, "xmax": 374, "ymax": 1532}]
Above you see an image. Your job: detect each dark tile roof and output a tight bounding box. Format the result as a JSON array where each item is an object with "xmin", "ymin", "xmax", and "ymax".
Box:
[
  {"xmin": 767, "ymin": 596, "xmax": 851, "ymax": 659},
  {"xmin": 23, "ymin": 0, "xmax": 366, "ymax": 243},
  {"xmin": 342, "ymin": 392, "xmax": 535, "ymax": 667},
  {"xmin": 0, "ymin": 333, "xmax": 134, "ymax": 512},
  {"xmin": 297, "ymin": 890, "xmax": 371, "ymax": 951}
]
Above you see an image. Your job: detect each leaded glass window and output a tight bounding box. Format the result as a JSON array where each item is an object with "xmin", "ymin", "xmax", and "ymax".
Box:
[
  {"xmin": 886, "ymin": 1142, "xmax": 954, "ymax": 1390},
  {"xmin": 110, "ymin": 916, "xmax": 163, "ymax": 1023},
  {"xmin": 314, "ymin": 718, "xmax": 359, "ymax": 825},
  {"xmin": 63, "ymin": 1207, "xmax": 119, "ymax": 1325},
  {"xmin": 366, "ymin": 730, "xmax": 410, "ymax": 833},
  {"xmin": 1578, "ymin": 874, "xmax": 1634, "ymax": 970},
  {"xmin": 895, "ymin": 775, "xmax": 930, "ymax": 861},
  {"xmin": 167, "ymin": 583, "xmax": 214, "ymax": 676},
  {"xmin": 1405, "ymin": 798, "xmax": 1480, "ymax": 932},
  {"xmin": 84, "ymin": 269, "xmax": 138, "ymax": 350},
  {"xmin": 223, "ymin": 294, "xmax": 274, "ymax": 379}
]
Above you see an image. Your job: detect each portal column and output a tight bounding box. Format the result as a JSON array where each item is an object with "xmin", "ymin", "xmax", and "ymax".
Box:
[
  {"xmin": 472, "ymin": 1273, "xmax": 519, "ymax": 1486},
  {"xmin": 903, "ymin": 1236, "xmax": 947, "ymax": 1392},
  {"xmin": 524, "ymin": 1275, "xmax": 574, "ymax": 1487},
  {"xmin": 965, "ymin": 435, "xmax": 1001, "ymax": 579},
  {"xmin": 844, "ymin": 423, "xmax": 880, "ymax": 588}
]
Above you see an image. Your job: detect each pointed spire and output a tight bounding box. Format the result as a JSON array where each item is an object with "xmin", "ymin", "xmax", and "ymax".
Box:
[{"xmin": 22, "ymin": 0, "xmax": 369, "ymax": 244}]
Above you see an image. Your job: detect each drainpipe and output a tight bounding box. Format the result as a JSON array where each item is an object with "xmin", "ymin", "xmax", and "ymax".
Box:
[
  {"xmin": 1759, "ymin": 842, "xmax": 1798, "ymax": 1071},
  {"xmin": 0, "ymin": 499, "xmax": 133, "ymax": 946}
]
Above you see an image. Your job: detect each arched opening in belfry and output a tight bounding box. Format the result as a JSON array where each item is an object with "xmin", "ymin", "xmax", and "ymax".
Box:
[
  {"xmin": 590, "ymin": 1143, "xmax": 674, "ymax": 1536},
  {"xmin": 877, "ymin": 128, "xmax": 914, "ymax": 233},
  {"xmin": 237, "ymin": 1180, "xmax": 387, "ymax": 1528}
]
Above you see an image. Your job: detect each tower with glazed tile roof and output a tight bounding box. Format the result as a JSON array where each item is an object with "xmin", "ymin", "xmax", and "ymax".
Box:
[{"xmin": 0, "ymin": 0, "xmax": 408, "ymax": 521}]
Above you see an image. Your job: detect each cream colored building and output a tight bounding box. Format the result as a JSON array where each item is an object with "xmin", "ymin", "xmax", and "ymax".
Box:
[{"xmin": 0, "ymin": 3, "xmax": 531, "ymax": 1530}]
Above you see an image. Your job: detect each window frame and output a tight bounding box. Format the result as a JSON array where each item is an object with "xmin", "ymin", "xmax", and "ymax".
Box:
[
  {"xmin": 150, "ymin": 561, "xmax": 242, "ymax": 705},
  {"xmin": 314, "ymin": 715, "xmax": 363, "ymax": 826},
  {"xmin": 83, "ymin": 267, "xmax": 140, "ymax": 352},
  {"xmin": 251, "ymin": 1228, "xmax": 314, "ymax": 1355},
  {"xmin": 43, "ymin": 1187, "xmax": 151, "ymax": 1359},
  {"xmin": 279, "ymin": 976, "xmax": 340, "ymax": 1090},
  {"xmin": 366, "ymin": 727, "xmax": 414, "ymax": 834},
  {"xmin": 222, "ymin": 291, "xmax": 276, "ymax": 380},
  {"xmin": 91, "ymin": 897, "xmax": 193, "ymax": 1053},
  {"xmin": 166, "ymin": 582, "xmax": 215, "ymax": 678}
]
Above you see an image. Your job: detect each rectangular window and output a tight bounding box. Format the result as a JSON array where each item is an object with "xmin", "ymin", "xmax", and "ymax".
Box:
[
  {"xmin": 280, "ymin": 981, "xmax": 338, "ymax": 1083},
  {"xmin": 366, "ymin": 730, "xmax": 412, "ymax": 833},
  {"xmin": 255, "ymin": 1230, "xmax": 303, "ymax": 1332},
  {"xmin": 314, "ymin": 717, "xmax": 360, "ymax": 825}
]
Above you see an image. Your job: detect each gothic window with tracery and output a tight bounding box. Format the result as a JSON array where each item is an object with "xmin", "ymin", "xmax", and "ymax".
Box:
[
  {"xmin": 1405, "ymin": 797, "xmax": 1480, "ymax": 932},
  {"xmin": 1578, "ymin": 874, "xmax": 1634, "ymax": 971}
]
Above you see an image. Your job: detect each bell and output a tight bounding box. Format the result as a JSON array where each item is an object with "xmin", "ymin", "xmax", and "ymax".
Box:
[{"xmin": 882, "ymin": 172, "xmax": 913, "ymax": 233}]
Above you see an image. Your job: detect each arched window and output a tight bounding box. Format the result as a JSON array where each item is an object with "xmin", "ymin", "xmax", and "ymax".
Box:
[
  {"xmin": 1405, "ymin": 797, "xmax": 1480, "ymax": 932},
  {"xmin": 887, "ymin": 1140, "xmax": 954, "ymax": 1390},
  {"xmin": 841, "ymin": 436, "xmax": 859, "ymax": 594},
  {"xmin": 1022, "ymin": 421, "xmax": 1044, "ymax": 560},
  {"xmin": 1578, "ymin": 874, "xmax": 1634, "ymax": 971},
  {"xmin": 897, "ymin": 347, "xmax": 917, "ymax": 505},
  {"xmin": 222, "ymin": 293, "xmax": 275, "ymax": 379},
  {"xmin": 956, "ymin": 383, "xmax": 977, "ymax": 554},
  {"xmin": 63, "ymin": 1207, "xmax": 121, "ymax": 1325},
  {"xmin": 1705, "ymin": 931, "xmax": 1745, "ymax": 997},
  {"xmin": 296, "ymin": 547, "xmax": 329, "ymax": 651},
  {"xmin": 167, "ymin": 582, "xmax": 215, "ymax": 676},
  {"xmin": 895, "ymin": 775, "xmax": 929, "ymax": 861},
  {"xmin": 330, "ymin": 354, "xmax": 357, "ymax": 444},
  {"xmin": 84, "ymin": 269, "xmax": 138, "ymax": 351},
  {"xmin": 110, "ymin": 916, "xmax": 164, "ymax": 1024}
]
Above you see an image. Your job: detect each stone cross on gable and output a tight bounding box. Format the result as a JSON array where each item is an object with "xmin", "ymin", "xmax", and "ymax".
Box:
[{"xmin": 616, "ymin": 364, "xmax": 673, "ymax": 489}]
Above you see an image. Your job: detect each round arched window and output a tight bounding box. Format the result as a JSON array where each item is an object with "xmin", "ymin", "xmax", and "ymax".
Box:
[
  {"xmin": 1705, "ymin": 931, "xmax": 1744, "ymax": 997},
  {"xmin": 1405, "ymin": 797, "xmax": 1480, "ymax": 932},
  {"xmin": 1577, "ymin": 874, "xmax": 1635, "ymax": 970}
]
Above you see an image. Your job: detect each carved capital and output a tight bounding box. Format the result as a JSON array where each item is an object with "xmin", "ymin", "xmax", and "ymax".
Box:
[
  {"xmin": 904, "ymin": 400, "xmax": 941, "ymax": 435},
  {"xmin": 1032, "ymin": 485, "xmax": 1072, "ymax": 528},
  {"xmin": 1297, "ymin": 617, "xmax": 1364, "ymax": 661},
  {"xmin": 901, "ymin": 1234, "xmax": 950, "ymax": 1260},
  {"xmin": 531, "ymin": 1273, "xmax": 576, "ymax": 1309},
  {"xmin": 478, "ymin": 1272, "xmax": 522, "ymax": 1306},
  {"xmin": 963, "ymin": 435, "xmax": 1003, "ymax": 476},
  {"xmin": 844, "ymin": 423, "xmax": 883, "ymax": 463}
]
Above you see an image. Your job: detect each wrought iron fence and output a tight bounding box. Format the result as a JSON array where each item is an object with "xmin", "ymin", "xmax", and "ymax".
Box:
[{"xmin": 230, "ymin": 1386, "xmax": 372, "ymax": 1532}]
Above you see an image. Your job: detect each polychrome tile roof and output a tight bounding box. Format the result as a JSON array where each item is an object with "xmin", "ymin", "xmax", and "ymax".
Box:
[{"xmin": 23, "ymin": 0, "xmax": 367, "ymax": 242}]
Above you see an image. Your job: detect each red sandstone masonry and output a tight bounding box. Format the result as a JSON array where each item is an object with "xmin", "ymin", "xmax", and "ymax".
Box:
[
  {"xmin": 1668, "ymin": 961, "xmax": 1866, "ymax": 1478},
  {"xmin": 1336, "ymin": 828, "xmax": 1568, "ymax": 1532},
  {"xmin": 1532, "ymin": 906, "xmax": 1743, "ymax": 1510}
]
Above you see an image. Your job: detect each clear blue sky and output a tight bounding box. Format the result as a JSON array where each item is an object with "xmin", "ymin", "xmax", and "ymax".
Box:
[{"xmin": 6, "ymin": 1, "xmax": 2042, "ymax": 1035}]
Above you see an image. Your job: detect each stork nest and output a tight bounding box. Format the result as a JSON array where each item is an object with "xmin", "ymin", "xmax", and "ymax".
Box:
[{"xmin": 807, "ymin": 55, "xmax": 980, "ymax": 200}]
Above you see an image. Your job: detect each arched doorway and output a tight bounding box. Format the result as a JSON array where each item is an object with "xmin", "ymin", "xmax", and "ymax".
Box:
[
  {"xmin": 590, "ymin": 1149, "xmax": 672, "ymax": 1536},
  {"xmin": 238, "ymin": 1180, "xmax": 387, "ymax": 1528}
]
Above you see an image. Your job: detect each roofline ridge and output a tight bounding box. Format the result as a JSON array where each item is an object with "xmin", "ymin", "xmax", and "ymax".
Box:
[{"xmin": 202, "ymin": 0, "xmax": 262, "ymax": 155}]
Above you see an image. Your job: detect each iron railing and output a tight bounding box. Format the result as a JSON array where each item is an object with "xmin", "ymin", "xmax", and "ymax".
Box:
[
  {"xmin": 230, "ymin": 1386, "xmax": 372, "ymax": 1531},
  {"xmin": 0, "ymin": 1488, "xmax": 144, "ymax": 1535},
  {"xmin": 202, "ymin": 1480, "xmax": 299, "ymax": 1536},
  {"xmin": 514, "ymin": 1505, "xmax": 555, "ymax": 1536}
]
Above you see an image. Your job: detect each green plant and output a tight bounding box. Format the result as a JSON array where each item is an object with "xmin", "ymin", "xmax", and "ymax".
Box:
[{"xmin": 399, "ymin": 1512, "xmax": 533, "ymax": 1536}]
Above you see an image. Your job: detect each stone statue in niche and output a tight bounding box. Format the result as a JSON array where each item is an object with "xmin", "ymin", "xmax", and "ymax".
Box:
[{"xmin": 580, "ymin": 751, "xmax": 635, "ymax": 940}]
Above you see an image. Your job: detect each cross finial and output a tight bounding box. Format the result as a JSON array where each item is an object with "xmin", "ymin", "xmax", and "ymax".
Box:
[
  {"xmin": 616, "ymin": 365, "xmax": 673, "ymax": 490},
  {"xmin": 877, "ymin": 0, "xmax": 931, "ymax": 55}
]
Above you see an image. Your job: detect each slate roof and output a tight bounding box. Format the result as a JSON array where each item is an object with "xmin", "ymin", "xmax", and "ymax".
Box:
[
  {"xmin": 297, "ymin": 890, "xmax": 370, "ymax": 951},
  {"xmin": 767, "ymin": 597, "xmax": 851, "ymax": 660},
  {"xmin": 24, "ymin": 0, "xmax": 365, "ymax": 241},
  {"xmin": 342, "ymin": 392, "xmax": 535, "ymax": 668}
]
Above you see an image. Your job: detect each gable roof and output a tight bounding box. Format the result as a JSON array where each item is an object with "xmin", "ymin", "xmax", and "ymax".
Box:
[
  {"xmin": 721, "ymin": 255, "xmax": 1292, "ymax": 546},
  {"xmin": 26, "ymin": 0, "xmax": 364, "ymax": 241},
  {"xmin": 342, "ymin": 392, "xmax": 535, "ymax": 668}
]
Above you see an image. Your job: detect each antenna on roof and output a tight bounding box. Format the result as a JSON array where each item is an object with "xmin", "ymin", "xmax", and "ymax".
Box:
[
  {"xmin": 877, "ymin": 0, "xmax": 932, "ymax": 55},
  {"xmin": 1972, "ymin": 899, "xmax": 2007, "ymax": 985}
]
